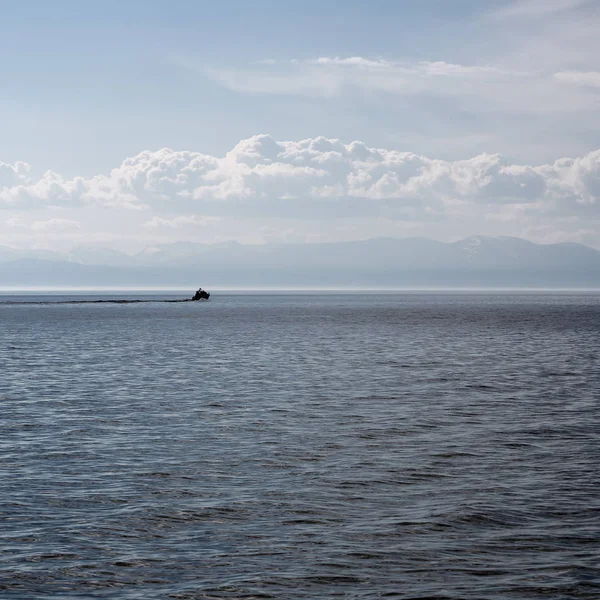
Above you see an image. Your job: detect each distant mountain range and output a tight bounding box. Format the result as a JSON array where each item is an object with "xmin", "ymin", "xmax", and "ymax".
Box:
[{"xmin": 1, "ymin": 236, "xmax": 599, "ymax": 288}]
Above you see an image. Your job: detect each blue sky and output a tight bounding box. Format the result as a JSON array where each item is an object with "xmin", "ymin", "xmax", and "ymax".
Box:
[
  {"xmin": 1, "ymin": 0, "xmax": 600, "ymax": 250},
  {"xmin": 1, "ymin": 0, "xmax": 493, "ymax": 175}
]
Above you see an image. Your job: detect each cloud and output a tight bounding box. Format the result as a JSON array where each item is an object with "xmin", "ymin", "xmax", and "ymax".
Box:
[
  {"xmin": 0, "ymin": 170, "xmax": 88, "ymax": 209},
  {"xmin": 306, "ymin": 57, "xmax": 505, "ymax": 77},
  {"xmin": 1, "ymin": 135, "xmax": 599, "ymax": 223},
  {"xmin": 199, "ymin": 57, "xmax": 511, "ymax": 99},
  {"xmin": 309, "ymin": 57, "xmax": 394, "ymax": 69},
  {"xmin": 7, "ymin": 217, "xmax": 82, "ymax": 232},
  {"xmin": 0, "ymin": 161, "xmax": 31, "ymax": 188},
  {"xmin": 554, "ymin": 71, "xmax": 600, "ymax": 88},
  {"xmin": 489, "ymin": 0, "xmax": 593, "ymax": 19},
  {"xmin": 143, "ymin": 215, "xmax": 221, "ymax": 229},
  {"xmin": 191, "ymin": 55, "xmax": 600, "ymax": 119}
]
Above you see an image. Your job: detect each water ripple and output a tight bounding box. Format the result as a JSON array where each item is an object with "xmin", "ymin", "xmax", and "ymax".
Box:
[{"xmin": 1, "ymin": 293, "xmax": 599, "ymax": 599}]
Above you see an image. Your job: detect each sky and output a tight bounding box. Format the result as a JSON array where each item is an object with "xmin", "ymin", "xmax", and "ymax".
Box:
[{"xmin": 1, "ymin": 0, "xmax": 599, "ymax": 252}]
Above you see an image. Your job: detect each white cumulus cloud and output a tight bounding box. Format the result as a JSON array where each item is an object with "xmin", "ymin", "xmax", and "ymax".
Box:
[
  {"xmin": 0, "ymin": 161, "xmax": 31, "ymax": 188},
  {"xmin": 0, "ymin": 135, "xmax": 599, "ymax": 223}
]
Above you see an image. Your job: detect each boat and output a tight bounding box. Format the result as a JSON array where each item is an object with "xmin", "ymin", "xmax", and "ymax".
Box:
[{"xmin": 191, "ymin": 288, "xmax": 210, "ymax": 301}]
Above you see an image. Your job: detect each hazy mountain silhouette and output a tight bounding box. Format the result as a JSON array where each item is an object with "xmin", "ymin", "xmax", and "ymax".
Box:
[{"xmin": 1, "ymin": 236, "xmax": 599, "ymax": 288}]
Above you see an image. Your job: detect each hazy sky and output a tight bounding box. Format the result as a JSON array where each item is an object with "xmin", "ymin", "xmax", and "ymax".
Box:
[{"xmin": 1, "ymin": 0, "xmax": 599, "ymax": 251}]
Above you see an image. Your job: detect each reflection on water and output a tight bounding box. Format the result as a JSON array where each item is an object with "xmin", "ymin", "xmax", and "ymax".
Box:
[{"xmin": 1, "ymin": 293, "xmax": 599, "ymax": 599}]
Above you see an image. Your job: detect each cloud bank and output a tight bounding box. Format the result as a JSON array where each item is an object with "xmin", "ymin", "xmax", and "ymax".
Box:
[{"xmin": 1, "ymin": 135, "xmax": 599, "ymax": 222}]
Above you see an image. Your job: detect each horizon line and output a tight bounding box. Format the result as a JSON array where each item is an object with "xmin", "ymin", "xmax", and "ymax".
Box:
[{"xmin": 1, "ymin": 286, "xmax": 600, "ymax": 294}]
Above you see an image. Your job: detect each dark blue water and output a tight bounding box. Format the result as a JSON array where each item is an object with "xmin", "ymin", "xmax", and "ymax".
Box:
[{"xmin": 1, "ymin": 293, "xmax": 599, "ymax": 599}]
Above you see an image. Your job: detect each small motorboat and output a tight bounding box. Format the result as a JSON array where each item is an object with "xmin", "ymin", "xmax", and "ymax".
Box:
[{"xmin": 191, "ymin": 288, "xmax": 210, "ymax": 301}]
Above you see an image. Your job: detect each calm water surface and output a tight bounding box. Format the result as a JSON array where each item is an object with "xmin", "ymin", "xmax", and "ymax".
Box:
[{"xmin": 1, "ymin": 293, "xmax": 599, "ymax": 599}]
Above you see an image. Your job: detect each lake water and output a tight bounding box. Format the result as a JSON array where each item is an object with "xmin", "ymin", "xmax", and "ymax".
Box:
[{"xmin": 1, "ymin": 292, "xmax": 599, "ymax": 599}]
